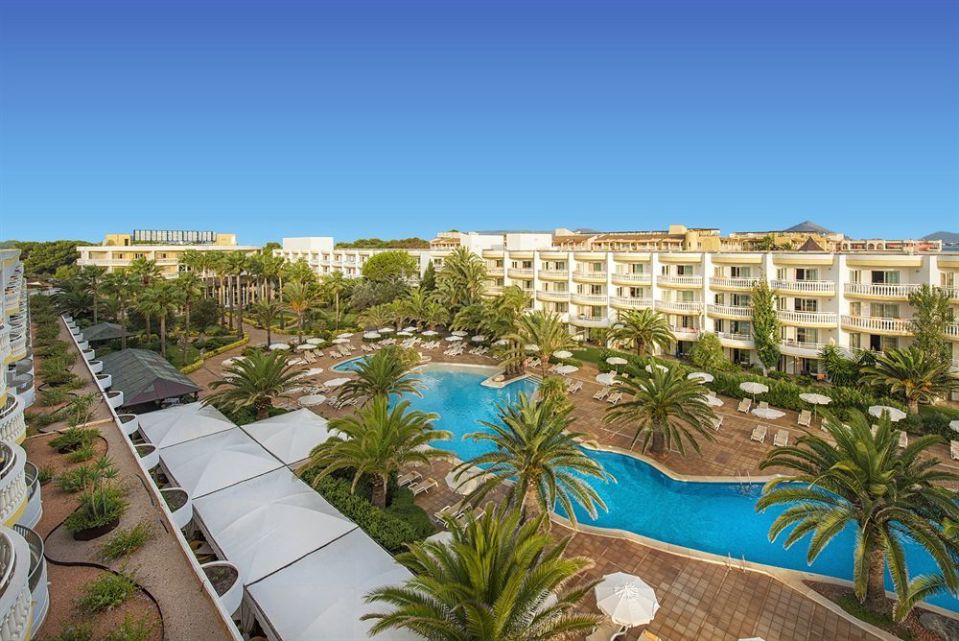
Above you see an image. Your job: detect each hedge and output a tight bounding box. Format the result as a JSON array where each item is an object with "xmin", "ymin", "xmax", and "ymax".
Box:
[{"xmin": 179, "ymin": 334, "xmax": 249, "ymax": 374}]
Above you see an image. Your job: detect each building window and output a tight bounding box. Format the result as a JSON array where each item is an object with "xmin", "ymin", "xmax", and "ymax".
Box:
[
  {"xmin": 730, "ymin": 266, "xmax": 751, "ymax": 279},
  {"xmin": 795, "ymin": 298, "xmax": 818, "ymax": 312}
]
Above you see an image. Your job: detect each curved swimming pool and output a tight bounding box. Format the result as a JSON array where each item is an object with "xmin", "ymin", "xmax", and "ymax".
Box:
[{"xmin": 400, "ymin": 364, "xmax": 959, "ymax": 613}]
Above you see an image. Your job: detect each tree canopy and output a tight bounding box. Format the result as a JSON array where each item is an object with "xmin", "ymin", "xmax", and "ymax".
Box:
[{"xmin": 361, "ymin": 250, "xmax": 419, "ymax": 282}]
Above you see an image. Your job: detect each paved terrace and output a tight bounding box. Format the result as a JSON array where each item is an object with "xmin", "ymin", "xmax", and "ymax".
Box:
[{"xmin": 190, "ymin": 325, "xmax": 959, "ymax": 641}]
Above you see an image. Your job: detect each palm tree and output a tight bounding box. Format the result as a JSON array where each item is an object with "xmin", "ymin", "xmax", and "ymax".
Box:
[
  {"xmin": 307, "ymin": 397, "xmax": 449, "ymax": 508},
  {"xmin": 861, "ymin": 347, "xmax": 958, "ymax": 414},
  {"xmin": 139, "ymin": 280, "xmax": 183, "ymax": 358},
  {"xmin": 401, "ymin": 288, "xmax": 430, "ymax": 327},
  {"xmin": 338, "ymin": 346, "xmax": 422, "ymax": 404},
  {"xmin": 605, "ymin": 365, "xmax": 716, "ymax": 454},
  {"xmin": 364, "ymin": 506, "xmax": 600, "ymax": 641},
  {"xmin": 608, "ymin": 308, "xmax": 674, "ymax": 357},
  {"xmin": 253, "ymin": 299, "xmax": 284, "ymax": 347},
  {"xmin": 757, "ymin": 411, "xmax": 959, "ymax": 621},
  {"xmin": 101, "ymin": 271, "xmax": 132, "ymax": 349},
  {"xmin": 319, "ymin": 272, "xmax": 349, "ymax": 330},
  {"xmin": 175, "ymin": 272, "xmax": 204, "ymax": 360},
  {"xmin": 56, "ymin": 286, "xmax": 92, "ymax": 319},
  {"xmin": 77, "ymin": 266, "xmax": 106, "ymax": 324},
  {"xmin": 204, "ymin": 350, "xmax": 300, "ymax": 420},
  {"xmin": 282, "ymin": 280, "xmax": 316, "ymax": 343},
  {"xmin": 423, "ymin": 299, "xmax": 449, "ymax": 330},
  {"xmin": 506, "ymin": 310, "xmax": 575, "ymax": 379},
  {"xmin": 436, "ymin": 246, "xmax": 488, "ymax": 312},
  {"xmin": 456, "ymin": 393, "xmax": 610, "ymax": 525},
  {"xmin": 209, "ymin": 252, "xmax": 231, "ymax": 329},
  {"xmin": 226, "ymin": 251, "xmax": 250, "ymax": 332},
  {"xmin": 128, "ymin": 258, "xmax": 161, "ymax": 339},
  {"xmin": 357, "ymin": 304, "xmax": 393, "ymax": 330}
]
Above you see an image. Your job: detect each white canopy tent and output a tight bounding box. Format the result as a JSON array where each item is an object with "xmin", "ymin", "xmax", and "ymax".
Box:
[
  {"xmin": 160, "ymin": 429, "xmax": 284, "ymax": 499},
  {"xmin": 248, "ymin": 529, "xmax": 419, "ymax": 641},
  {"xmin": 138, "ymin": 402, "xmax": 236, "ymax": 449},
  {"xmin": 193, "ymin": 469, "xmax": 357, "ymax": 586},
  {"xmin": 242, "ymin": 409, "xmax": 333, "ymax": 466}
]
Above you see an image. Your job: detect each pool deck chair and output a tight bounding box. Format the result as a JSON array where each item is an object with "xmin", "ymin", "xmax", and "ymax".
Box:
[
  {"xmin": 751, "ymin": 424, "xmax": 768, "ymax": 443},
  {"xmin": 737, "ymin": 398, "xmax": 752, "ymax": 414},
  {"xmin": 593, "ymin": 387, "xmax": 610, "ymax": 401},
  {"xmin": 586, "ymin": 620, "xmax": 627, "ymax": 641},
  {"xmin": 773, "ymin": 429, "xmax": 789, "ymax": 447},
  {"xmin": 397, "ymin": 471, "xmax": 422, "ymax": 487},
  {"xmin": 797, "ymin": 410, "xmax": 812, "ymax": 428},
  {"xmin": 410, "ymin": 478, "xmax": 438, "ymax": 496},
  {"xmin": 568, "ymin": 381, "xmax": 583, "ymax": 394},
  {"xmin": 606, "ymin": 392, "xmax": 623, "ymax": 404},
  {"xmin": 710, "ymin": 415, "xmax": 724, "ymax": 431},
  {"xmin": 951, "ymin": 441, "xmax": 959, "ymax": 461}
]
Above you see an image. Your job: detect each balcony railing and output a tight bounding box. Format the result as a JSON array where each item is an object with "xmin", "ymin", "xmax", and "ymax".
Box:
[
  {"xmin": 570, "ymin": 315, "xmax": 611, "ymax": 328},
  {"xmin": 841, "ymin": 315, "xmax": 912, "ymax": 335},
  {"xmin": 507, "ymin": 268, "xmax": 534, "ymax": 279},
  {"xmin": 486, "ymin": 267, "xmax": 504, "ymax": 276},
  {"xmin": 0, "ymin": 444, "xmax": 27, "ymax": 528},
  {"xmin": 570, "ymin": 293, "xmax": 608, "ymax": 306},
  {"xmin": 657, "ymin": 275, "xmax": 702, "ymax": 287},
  {"xmin": 946, "ymin": 324, "xmax": 959, "ymax": 339},
  {"xmin": 11, "ymin": 524, "xmax": 46, "ymax": 633},
  {"xmin": 776, "ymin": 310, "xmax": 838, "ymax": 325},
  {"xmin": 670, "ymin": 326, "xmax": 700, "ymax": 339},
  {"xmin": 609, "ymin": 296, "xmax": 654, "ymax": 310},
  {"xmin": 780, "ymin": 340, "xmax": 826, "ymax": 356},
  {"xmin": 611, "ymin": 272, "xmax": 652, "ymax": 284},
  {"xmin": 943, "ymin": 287, "xmax": 959, "ymax": 301},
  {"xmin": 535, "ymin": 290, "xmax": 570, "ymax": 303},
  {"xmin": 0, "ymin": 399, "xmax": 23, "ymax": 447},
  {"xmin": 771, "ymin": 279, "xmax": 836, "ymax": 294},
  {"xmin": 538, "ymin": 269, "xmax": 570, "ymax": 279},
  {"xmin": 709, "ymin": 277, "xmax": 759, "ymax": 290},
  {"xmin": 655, "ymin": 300, "xmax": 703, "ymax": 314},
  {"xmin": 843, "ymin": 283, "xmax": 922, "ymax": 299},
  {"xmin": 0, "ymin": 527, "xmax": 32, "ymax": 641},
  {"xmin": 572, "ymin": 270, "xmax": 608, "ymax": 281},
  {"xmin": 707, "ymin": 304, "xmax": 752, "ymax": 319},
  {"xmin": 718, "ymin": 332, "xmax": 754, "ymax": 345}
]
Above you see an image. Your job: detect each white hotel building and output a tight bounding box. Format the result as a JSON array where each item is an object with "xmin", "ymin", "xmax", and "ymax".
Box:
[{"xmin": 276, "ymin": 226, "xmax": 959, "ymax": 379}]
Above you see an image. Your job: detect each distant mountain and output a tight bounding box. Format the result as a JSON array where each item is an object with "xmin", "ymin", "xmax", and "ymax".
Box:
[{"xmin": 923, "ymin": 231, "xmax": 959, "ymax": 242}]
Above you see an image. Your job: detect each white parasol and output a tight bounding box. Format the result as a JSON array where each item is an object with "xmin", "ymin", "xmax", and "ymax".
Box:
[
  {"xmin": 868, "ymin": 405, "xmax": 907, "ymax": 423},
  {"xmin": 594, "ymin": 572, "xmax": 660, "ymax": 627},
  {"xmin": 688, "ymin": 372, "xmax": 713, "ymax": 383},
  {"xmin": 555, "ymin": 364, "xmax": 579, "ymax": 375}
]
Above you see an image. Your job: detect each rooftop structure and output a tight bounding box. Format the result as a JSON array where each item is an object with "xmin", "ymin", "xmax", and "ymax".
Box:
[
  {"xmin": 99, "ymin": 348, "xmax": 200, "ymax": 408},
  {"xmin": 76, "ymin": 232, "xmax": 260, "ymax": 278}
]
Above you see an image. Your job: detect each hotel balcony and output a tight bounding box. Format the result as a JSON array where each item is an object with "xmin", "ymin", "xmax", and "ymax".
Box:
[
  {"xmin": 776, "ymin": 310, "xmax": 838, "ymax": 327},
  {"xmin": 486, "ymin": 267, "xmax": 504, "ymax": 277},
  {"xmin": 507, "ymin": 268, "xmax": 534, "ymax": 280},
  {"xmin": 570, "ymin": 293, "xmax": 608, "ymax": 306},
  {"xmin": 843, "ymin": 283, "xmax": 922, "ymax": 300},
  {"xmin": 655, "ymin": 300, "xmax": 703, "ymax": 315},
  {"xmin": 17, "ymin": 464, "xmax": 40, "ymax": 531},
  {"xmin": 780, "ymin": 340, "xmax": 826, "ymax": 358},
  {"xmin": 572, "ymin": 270, "xmax": 608, "ymax": 284},
  {"xmin": 0, "ymin": 443, "xmax": 29, "ymax": 528},
  {"xmin": 13, "ymin": 524, "xmax": 48, "ymax": 633},
  {"xmin": 670, "ymin": 326, "xmax": 700, "ymax": 341},
  {"xmin": 657, "ymin": 275, "xmax": 703, "ymax": 288},
  {"xmin": 569, "ymin": 315, "xmax": 611, "ymax": 328},
  {"xmin": 609, "ymin": 296, "xmax": 654, "ymax": 311},
  {"xmin": 947, "ymin": 323, "xmax": 959, "ymax": 342},
  {"xmin": 840, "ymin": 315, "xmax": 913, "ymax": 336},
  {"xmin": 944, "ymin": 287, "xmax": 959, "ymax": 302},
  {"xmin": 709, "ymin": 277, "xmax": 759, "ymax": 291},
  {"xmin": 537, "ymin": 269, "xmax": 569, "ymax": 281},
  {"xmin": 535, "ymin": 291, "xmax": 570, "ymax": 303},
  {"xmin": 610, "ymin": 272, "xmax": 652, "ymax": 286},
  {"xmin": 718, "ymin": 332, "xmax": 755, "ymax": 349},
  {"xmin": 706, "ymin": 304, "xmax": 752, "ymax": 320},
  {"xmin": 0, "ymin": 526, "xmax": 39, "ymax": 641},
  {"xmin": 484, "ymin": 285, "xmax": 503, "ymax": 296},
  {"xmin": 771, "ymin": 279, "xmax": 836, "ymax": 296},
  {"xmin": 0, "ymin": 398, "xmax": 24, "ymax": 446}
]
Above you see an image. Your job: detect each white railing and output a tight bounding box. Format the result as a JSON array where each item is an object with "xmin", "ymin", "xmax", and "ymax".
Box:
[
  {"xmin": 610, "ymin": 296, "xmax": 654, "ymax": 309},
  {"xmin": 946, "ymin": 324, "xmax": 959, "ymax": 338},
  {"xmin": 572, "ymin": 270, "xmax": 607, "ymax": 280},
  {"xmin": 655, "ymin": 300, "xmax": 703, "ymax": 313},
  {"xmin": 538, "ymin": 269, "xmax": 569, "ymax": 279},
  {"xmin": 12, "ymin": 525, "xmax": 47, "ymax": 633},
  {"xmin": 570, "ymin": 315, "xmax": 610, "ymax": 328},
  {"xmin": 536, "ymin": 291, "xmax": 570, "ymax": 303},
  {"xmin": 843, "ymin": 283, "xmax": 921, "ymax": 298},
  {"xmin": 707, "ymin": 304, "xmax": 752, "ymax": 319},
  {"xmin": 0, "ymin": 400, "xmax": 23, "ymax": 448},
  {"xmin": 611, "ymin": 272, "xmax": 652, "ymax": 284},
  {"xmin": 507, "ymin": 268, "xmax": 534, "ymax": 279},
  {"xmin": 942, "ymin": 287, "xmax": 959, "ymax": 301},
  {"xmin": 771, "ymin": 279, "xmax": 835, "ymax": 294},
  {"xmin": 571, "ymin": 293, "xmax": 608, "ymax": 305},
  {"xmin": 670, "ymin": 326, "xmax": 700, "ymax": 339},
  {"xmin": 0, "ymin": 528, "xmax": 32, "ymax": 641},
  {"xmin": 710, "ymin": 277, "xmax": 759, "ymax": 289},
  {"xmin": 486, "ymin": 267, "xmax": 504, "ymax": 276},
  {"xmin": 776, "ymin": 310, "xmax": 838, "ymax": 325},
  {"xmin": 6, "ymin": 337, "xmax": 24, "ymax": 360},
  {"xmin": 780, "ymin": 340, "xmax": 825, "ymax": 355},
  {"xmin": 841, "ymin": 315, "xmax": 912, "ymax": 334},
  {"xmin": 657, "ymin": 275, "xmax": 702, "ymax": 287},
  {"xmin": 0, "ymin": 444, "xmax": 26, "ymax": 529},
  {"xmin": 718, "ymin": 332, "xmax": 754, "ymax": 344}
]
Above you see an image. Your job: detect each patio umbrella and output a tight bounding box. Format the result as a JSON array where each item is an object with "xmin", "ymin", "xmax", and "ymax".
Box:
[
  {"xmin": 525, "ymin": 344, "xmax": 540, "ymax": 352},
  {"xmin": 493, "ymin": 338, "xmax": 509, "ymax": 346},
  {"xmin": 397, "ymin": 331, "xmax": 413, "ymax": 337},
  {"xmin": 950, "ymin": 420, "xmax": 959, "ymax": 434},
  {"xmin": 471, "ymin": 335, "xmax": 487, "ymax": 342},
  {"xmin": 868, "ymin": 405, "xmax": 907, "ymax": 422},
  {"xmin": 445, "ymin": 335, "xmax": 463, "ymax": 342},
  {"xmin": 688, "ymin": 372, "xmax": 713, "ymax": 383},
  {"xmin": 752, "ymin": 407, "xmax": 785, "ymax": 420},
  {"xmin": 425, "ymin": 530, "xmax": 453, "ymax": 545},
  {"xmin": 645, "ymin": 363, "xmax": 668, "ymax": 374},
  {"xmin": 739, "ymin": 381, "xmax": 768, "ymax": 400},
  {"xmin": 799, "ymin": 392, "xmax": 831, "ymax": 418},
  {"xmin": 298, "ymin": 394, "xmax": 327, "ymax": 407},
  {"xmin": 336, "ymin": 332, "xmax": 354, "ymax": 338},
  {"xmin": 555, "ymin": 364, "xmax": 579, "ymax": 375},
  {"xmin": 702, "ymin": 394, "xmax": 723, "ymax": 407},
  {"xmin": 596, "ymin": 372, "xmax": 617, "ymax": 386},
  {"xmin": 378, "ymin": 327, "xmax": 394, "ymax": 333},
  {"xmin": 306, "ymin": 338, "xmax": 326, "ymax": 346},
  {"xmin": 594, "ymin": 572, "xmax": 660, "ymax": 627},
  {"xmin": 331, "ymin": 337, "xmax": 350, "ymax": 344},
  {"xmin": 421, "ymin": 330, "xmax": 438, "ymax": 336},
  {"xmin": 555, "ymin": 350, "xmax": 574, "ymax": 360},
  {"xmin": 304, "ymin": 367, "xmax": 324, "ymax": 377},
  {"xmin": 296, "ymin": 344, "xmax": 315, "ymax": 351},
  {"xmin": 269, "ymin": 343, "xmax": 290, "ymax": 351},
  {"xmin": 451, "ymin": 330, "xmax": 468, "ymax": 337},
  {"xmin": 607, "ymin": 356, "xmax": 628, "ymax": 366},
  {"xmin": 445, "ymin": 467, "xmax": 488, "ymax": 495},
  {"xmin": 363, "ymin": 332, "xmax": 381, "ymax": 340},
  {"xmin": 402, "ymin": 326, "xmax": 418, "ymax": 333},
  {"xmin": 324, "ymin": 377, "xmax": 351, "ymax": 388},
  {"xmin": 221, "ymin": 357, "xmax": 238, "ymax": 367}
]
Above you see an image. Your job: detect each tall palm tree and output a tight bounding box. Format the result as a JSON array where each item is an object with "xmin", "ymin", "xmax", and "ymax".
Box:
[
  {"xmin": 139, "ymin": 280, "xmax": 183, "ymax": 358},
  {"xmin": 253, "ymin": 299, "xmax": 284, "ymax": 347},
  {"xmin": 101, "ymin": 271, "xmax": 132, "ymax": 349},
  {"xmin": 401, "ymin": 288, "xmax": 430, "ymax": 327},
  {"xmin": 77, "ymin": 265, "xmax": 106, "ymax": 324},
  {"xmin": 605, "ymin": 365, "xmax": 716, "ymax": 454},
  {"xmin": 307, "ymin": 397, "xmax": 449, "ymax": 508},
  {"xmin": 506, "ymin": 310, "xmax": 575, "ymax": 379},
  {"xmin": 204, "ymin": 350, "xmax": 300, "ymax": 420},
  {"xmin": 282, "ymin": 280, "xmax": 316, "ymax": 343},
  {"xmin": 456, "ymin": 393, "xmax": 610, "ymax": 525},
  {"xmin": 175, "ymin": 272, "xmax": 204, "ymax": 360},
  {"xmin": 436, "ymin": 246, "xmax": 488, "ymax": 313},
  {"xmin": 608, "ymin": 308, "xmax": 674, "ymax": 357},
  {"xmin": 128, "ymin": 258, "xmax": 161, "ymax": 339},
  {"xmin": 209, "ymin": 252, "xmax": 231, "ymax": 329},
  {"xmin": 338, "ymin": 346, "xmax": 422, "ymax": 404},
  {"xmin": 225, "ymin": 251, "xmax": 250, "ymax": 332},
  {"xmin": 319, "ymin": 271, "xmax": 349, "ymax": 330},
  {"xmin": 757, "ymin": 411, "xmax": 959, "ymax": 621},
  {"xmin": 861, "ymin": 347, "xmax": 958, "ymax": 414},
  {"xmin": 423, "ymin": 299, "xmax": 449, "ymax": 330},
  {"xmin": 364, "ymin": 506, "xmax": 600, "ymax": 641},
  {"xmin": 357, "ymin": 304, "xmax": 393, "ymax": 330}
]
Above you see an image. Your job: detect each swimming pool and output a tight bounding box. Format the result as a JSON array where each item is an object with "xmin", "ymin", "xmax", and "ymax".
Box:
[{"xmin": 400, "ymin": 364, "xmax": 959, "ymax": 613}]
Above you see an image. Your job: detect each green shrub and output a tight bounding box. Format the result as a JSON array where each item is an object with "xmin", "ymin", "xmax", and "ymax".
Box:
[
  {"xmin": 387, "ymin": 488, "xmax": 435, "ymax": 539},
  {"xmin": 309, "ymin": 476, "xmax": 420, "ymax": 552},
  {"xmin": 75, "ymin": 571, "xmax": 137, "ymax": 614},
  {"xmin": 64, "ymin": 483, "xmax": 128, "ymax": 534},
  {"xmin": 47, "ymin": 623, "xmax": 94, "ymax": 641},
  {"xmin": 688, "ymin": 332, "xmax": 732, "ymax": 371},
  {"xmin": 104, "ymin": 615, "xmax": 156, "ymax": 641},
  {"xmin": 49, "ymin": 427, "xmax": 98, "ymax": 452},
  {"xmin": 57, "ymin": 457, "xmax": 118, "ymax": 493},
  {"xmin": 38, "ymin": 387, "xmax": 70, "ymax": 407},
  {"xmin": 98, "ymin": 521, "xmax": 154, "ymax": 561},
  {"xmin": 27, "ymin": 411, "xmax": 57, "ymax": 428},
  {"xmin": 37, "ymin": 465, "xmax": 55, "ymax": 485},
  {"xmin": 65, "ymin": 444, "xmax": 96, "ymax": 463}
]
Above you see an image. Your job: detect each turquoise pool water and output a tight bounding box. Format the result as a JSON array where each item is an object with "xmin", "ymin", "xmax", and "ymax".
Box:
[{"xmin": 399, "ymin": 365, "xmax": 959, "ymax": 613}]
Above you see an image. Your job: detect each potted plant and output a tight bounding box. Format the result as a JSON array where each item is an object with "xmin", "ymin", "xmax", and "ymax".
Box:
[
  {"xmin": 160, "ymin": 487, "xmax": 193, "ymax": 529},
  {"xmin": 64, "ymin": 481, "xmax": 128, "ymax": 540},
  {"xmin": 135, "ymin": 443, "xmax": 159, "ymax": 470},
  {"xmin": 49, "ymin": 426, "xmax": 97, "ymax": 454},
  {"xmin": 117, "ymin": 414, "xmax": 139, "ymax": 436}
]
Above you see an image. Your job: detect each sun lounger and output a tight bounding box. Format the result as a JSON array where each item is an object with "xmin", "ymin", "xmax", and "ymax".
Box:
[
  {"xmin": 797, "ymin": 409, "xmax": 812, "ymax": 428},
  {"xmin": 586, "ymin": 619, "xmax": 627, "ymax": 641},
  {"xmin": 434, "ymin": 501, "xmax": 464, "ymax": 523},
  {"xmin": 710, "ymin": 415, "xmax": 724, "ymax": 431},
  {"xmin": 397, "ymin": 471, "xmax": 422, "ymax": 487},
  {"xmin": 592, "ymin": 387, "xmax": 610, "ymax": 401},
  {"xmin": 568, "ymin": 381, "xmax": 583, "ymax": 394},
  {"xmin": 751, "ymin": 424, "xmax": 768, "ymax": 443},
  {"xmin": 898, "ymin": 431, "xmax": 908, "ymax": 448},
  {"xmin": 737, "ymin": 398, "xmax": 751, "ymax": 413},
  {"xmin": 773, "ymin": 429, "xmax": 789, "ymax": 447},
  {"xmin": 759, "ymin": 400, "xmax": 769, "ymax": 411},
  {"xmin": 410, "ymin": 478, "xmax": 438, "ymax": 496},
  {"xmin": 606, "ymin": 392, "xmax": 623, "ymax": 404},
  {"xmin": 951, "ymin": 441, "xmax": 959, "ymax": 461}
]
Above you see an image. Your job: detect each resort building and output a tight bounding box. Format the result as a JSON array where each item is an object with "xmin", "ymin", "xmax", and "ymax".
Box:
[
  {"xmin": 76, "ymin": 230, "xmax": 260, "ymax": 277},
  {"xmin": 0, "ymin": 249, "xmax": 49, "ymax": 640},
  {"xmin": 277, "ymin": 223, "xmax": 959, "ymax": 379}
]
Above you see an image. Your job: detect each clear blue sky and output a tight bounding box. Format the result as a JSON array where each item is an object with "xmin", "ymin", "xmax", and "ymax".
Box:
[{"xmin": 1, "ymin": 0, "xmax": 956, "ymax": 245}]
